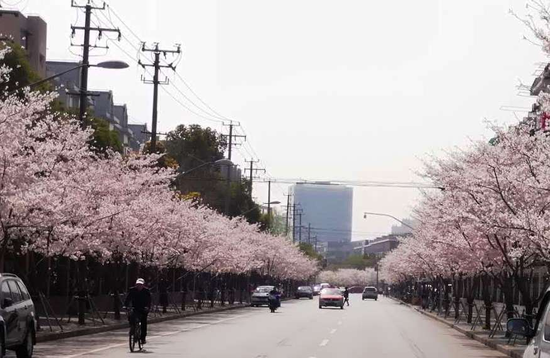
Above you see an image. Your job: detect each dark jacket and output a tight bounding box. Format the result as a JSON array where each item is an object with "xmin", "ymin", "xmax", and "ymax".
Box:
[{"xmin": 124, "ymin": 286, "xmax": 152, "ymax": 312}]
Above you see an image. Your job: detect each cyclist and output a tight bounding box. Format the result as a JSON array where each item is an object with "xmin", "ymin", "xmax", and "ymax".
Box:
[{"xmin": 124, "ymin": 278, "xmax": 152, "ymax": 344}]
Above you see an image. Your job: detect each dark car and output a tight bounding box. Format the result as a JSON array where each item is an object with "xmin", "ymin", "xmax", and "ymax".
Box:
[
  {"xmin": 362, "ymin": 286, "xmax": 378, "ymax": 301},
  {"xmin": 295, "ymin": 286, "xmax": 313, "ymax": 299},
  {"xmin": 0, "ymin": 273, "xmax": 36, "ymax": 357}
]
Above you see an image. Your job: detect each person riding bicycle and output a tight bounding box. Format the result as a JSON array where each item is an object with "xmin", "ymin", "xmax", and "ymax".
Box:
[{"xmin": 124, "ymin": 278, "xmax": 152, "ymax": 344}]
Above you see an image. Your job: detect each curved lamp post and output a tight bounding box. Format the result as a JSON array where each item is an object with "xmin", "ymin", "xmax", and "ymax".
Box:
[
  {"xmin": 7, "ymin": 60, "xmax": 130, "ymax": 96},
  {"xmin": 363, "ymin": 212, "xmax": 415, "ymax": 230},
  {"xmin": 178, "ymin": 159, "xmax": 233, "ymax": 176},
  {"xmin": 363, "ymin": 211, "xmax": 415, "ymax": 291},
  {"xmin": 177, "ymin": 159, "xmax": 234, "ymax": 216}
]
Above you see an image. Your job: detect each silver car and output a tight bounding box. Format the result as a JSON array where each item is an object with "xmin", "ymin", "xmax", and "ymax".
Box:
[
  {"xmin": 250, "ymin": 286, "xmax": 274, "ymax": 307},
  {"xmin": 362, "ymin": 286, "xmax": 378, "ymax": 301}
]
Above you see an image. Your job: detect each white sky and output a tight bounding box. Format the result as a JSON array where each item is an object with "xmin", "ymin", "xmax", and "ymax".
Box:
[{"xmin": 9, "ymin": 0, "xmax": 545, "ymax": 240}]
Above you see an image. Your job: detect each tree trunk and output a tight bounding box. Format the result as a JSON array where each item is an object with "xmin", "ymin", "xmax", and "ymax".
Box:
[
  {"xmin": 499, "ymin": 273, "xmax": 515, "ymax": 320},
  {"xmin": 466, "ymin": 276, "xmax": 480, "ymax": 324},
  {"xmin": 482, "ymin": 274, "xmax": 492, "ymax": 330},
  {"xmin": 454, "ymin": 276, "xmax": 463, "ymax": 320}
]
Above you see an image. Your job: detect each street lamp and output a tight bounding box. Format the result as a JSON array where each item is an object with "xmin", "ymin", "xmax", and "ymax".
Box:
[
  {"xmin": 7, "ymin": 61, "xmax": 130, "ymax": 96},
  {"xmin": 177, "ymin": 158, "xmax": 234, "ymax": 216},
  {"xmin": 178, "ymin": 159, "xmax": 233, "ymax": 176},
  {"xmin": 363, "ymin": 212, "xmax": 415, "ymax": 230}
]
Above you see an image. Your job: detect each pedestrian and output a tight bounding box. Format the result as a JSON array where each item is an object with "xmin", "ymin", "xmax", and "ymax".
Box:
[{"xmin": 343, "ymin": 287, "xmax": 350, "ymax": 306}]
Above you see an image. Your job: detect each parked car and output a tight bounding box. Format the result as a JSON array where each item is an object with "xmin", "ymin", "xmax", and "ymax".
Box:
[
  {"xmin": 362, "ymin": 286, "xmax": 378, "ymax": 301},
  {"xmin": 0, "ymin": 273, "xmax": 36, "ymax": 357},
  {"xmin": 319, "ymin": 288, "xmax": 344, "ymax": 309},
  {"xmin": 508, "ymin": 287, "xmax": 550, "ymax": 357},
  {"xmin": 313, "ymin": 284, "xmax": 322, "ymax": 296},
  {"xmin": 295, "ymin": 286, "xmax": 313, "ymax": 299},
  {"xmin": 251, "ymin": 286, "xmax": 274, "ymax": 307}
]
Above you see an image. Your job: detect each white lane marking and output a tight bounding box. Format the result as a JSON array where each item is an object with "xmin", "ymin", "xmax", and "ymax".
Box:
[
  {"xmin": 320, "ymin": 339, "xmax": 329, "ymax": 347},
  {"xmin": 45, "ymin": 313, "xmax": 255, "ymax": 358},
  {"xmin": 337, "ymin": 321, "xmax": 342, "ymax": 325},
  {"xmin": 330, "ymin": 328, "xmax": 337, "ymax": 334}
]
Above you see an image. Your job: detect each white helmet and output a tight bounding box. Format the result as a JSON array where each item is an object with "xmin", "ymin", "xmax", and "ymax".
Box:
[{"xmin": 136, "ymin": 278, "xmax": 145, "ymax": 285}]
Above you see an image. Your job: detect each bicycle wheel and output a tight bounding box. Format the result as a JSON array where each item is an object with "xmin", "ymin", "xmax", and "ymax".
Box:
[
  {"xmin": 129, "ymin": 324, "xmax": 136, "ymax": 352},
  {"xmin": 136, "ymin": 323, "xmax": 142, "ymax": 351}
]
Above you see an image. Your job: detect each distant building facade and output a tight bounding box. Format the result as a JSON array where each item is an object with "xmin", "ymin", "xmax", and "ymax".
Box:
[
  {"xmin": 45, "ymin": 61, "xmax": 149, "ymax": 153},
  {"xmin": 291, "ymin": 182, "xmax": 354, "ymax": 262},
  {"xmin": 361, "ymin": 235, "xmax": 400, "ymax": 256},
  {"xmin": 0, "ymin": 10, "xmax": 47, "ymax": 76}
]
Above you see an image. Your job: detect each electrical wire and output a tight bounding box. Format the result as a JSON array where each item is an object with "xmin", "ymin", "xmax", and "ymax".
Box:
[
  {"xmin": 89, "ymin": 0, "xmax": 279, "ymax": 189},
  {"xmin": 95, "ymin": 4, "xmax": 228, "ymax": 125}
]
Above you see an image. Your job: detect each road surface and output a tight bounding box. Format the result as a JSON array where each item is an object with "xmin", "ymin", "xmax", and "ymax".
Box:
[{"xmin": 21, "ymin": 295, "xmax": 507, "ymax": 358}]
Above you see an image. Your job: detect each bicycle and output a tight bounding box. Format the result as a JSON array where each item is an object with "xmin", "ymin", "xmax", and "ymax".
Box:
[{"xmin": 127, "ymin": 308, "xmax": 143, "ymax": 352}]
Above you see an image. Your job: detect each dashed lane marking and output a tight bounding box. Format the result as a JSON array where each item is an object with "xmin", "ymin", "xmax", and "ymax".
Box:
[
  {"xmin": 320, "ymin": 339, "xmax": 329, "ymax": 347},
  {"xmin": 330, "ymin": 328, "xmax": 337, "ymax": 334}
]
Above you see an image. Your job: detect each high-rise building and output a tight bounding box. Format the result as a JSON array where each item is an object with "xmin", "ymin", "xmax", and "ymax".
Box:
[{"xmin": 291, "ymin": 182, "xmax": 353, "ymax": 244}]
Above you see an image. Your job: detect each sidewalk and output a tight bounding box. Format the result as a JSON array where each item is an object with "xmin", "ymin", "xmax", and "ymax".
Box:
[
  {"xmin": 390, "ymin": 297, "xmax": 526, "ymax": 358},
  {"xmin": 36, "ymin": 303, "xmax": 248, "ymax": 343}
]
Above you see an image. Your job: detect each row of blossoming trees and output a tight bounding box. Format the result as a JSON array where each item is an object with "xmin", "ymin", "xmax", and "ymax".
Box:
[
  {"xmin": 318, "ymin": 269, "xmax": 376, "ymax": 288},
  {"xmin": 380, "ymin": 1, "xmax": 550, "ymax": 328},
  {"xmin": 0, "ymin": 46, "xmax": 318, "ymax": 311},
  {"xmin": 379, "ymin": 122, "xmax": 550, "ymax": 328}
]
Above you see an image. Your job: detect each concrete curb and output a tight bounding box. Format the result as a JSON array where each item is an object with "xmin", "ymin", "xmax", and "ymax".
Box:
[
  {"xmin": 36, "ymin": 304, "xmax": 247, "ymax": 343},
  {"xmin": 389, "ymin": 297, "xmax": 524, "ymax": 358}
]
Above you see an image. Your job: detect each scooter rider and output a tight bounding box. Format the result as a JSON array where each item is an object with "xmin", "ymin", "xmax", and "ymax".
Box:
[{"xmin": 269, "ymin": 286, "xmax": 281, "ymax": 308}]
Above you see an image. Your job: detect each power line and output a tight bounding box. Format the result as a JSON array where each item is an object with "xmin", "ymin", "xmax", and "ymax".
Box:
[
  {"xmin": 96, "ymin": 1, "xmax": 228, "ymax": 125},
  {"xmin": 88, "ymin": 0, "xmax": 278, "ymax": 191}
]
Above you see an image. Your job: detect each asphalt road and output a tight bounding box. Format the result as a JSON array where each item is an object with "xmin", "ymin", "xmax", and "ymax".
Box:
[{"xmin": 20, "ymin": 295, "xmax": 507, "ymax": 358}]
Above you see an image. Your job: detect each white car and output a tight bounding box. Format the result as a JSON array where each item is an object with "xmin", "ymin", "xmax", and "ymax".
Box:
[{"xmin": 507, "ymin": 288, "xmax": 550, "ymax": 356}]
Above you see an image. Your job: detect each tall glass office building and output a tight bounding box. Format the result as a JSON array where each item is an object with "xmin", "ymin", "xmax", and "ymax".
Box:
[{"xmin": 291, "ymin": 182, "xmax": 354, "ymax": 244}]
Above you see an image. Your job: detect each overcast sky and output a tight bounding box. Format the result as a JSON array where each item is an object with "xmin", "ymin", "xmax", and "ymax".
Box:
[{"xmin": 7, "ymin": 0, "xmax": 545, "ymax": 240}]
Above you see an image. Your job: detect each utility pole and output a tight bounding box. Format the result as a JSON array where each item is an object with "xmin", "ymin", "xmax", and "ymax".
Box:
[
  {"xmin": 313, "ymin": 235, "xmax": 318, "ymax": 251},
  {"xmin": 307, "ymin": 223, "xmax": 311, "ymax": 244},
  {"xmin": 71, "ymin": 0, "xmax": 120, "ymax": 126},
  {"xmin": 267, "ymin": 180, "xmax": 272, "ymax": 218},
  {"xmin": 139, "ymin": 43, "xmax": 181, "ymax": 153},
  {"xmin": 222, "ymin": 123, "xmax": 246, "ymax": 215},
  {"xmin": 70, "ymin": 1, "xmax": 120, "ymax": 326},
  {"xmin": 244, "ymin": 160, "xmax": 264, "ymax": 198},
  {"xmin": 298, "ymin": 212, "xmax": 303, "ymax": 243},
  {"xmin": 292, "ymin": 204, "xmax": 297, "ymax": 243},
  {"xmin": 284, "ymin": 194, "xmax": 292, "ymax": 237}
]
